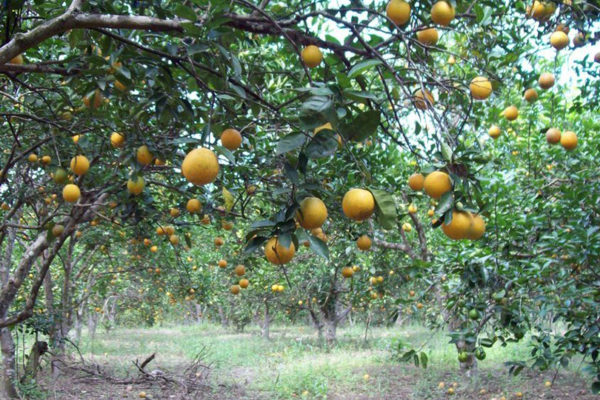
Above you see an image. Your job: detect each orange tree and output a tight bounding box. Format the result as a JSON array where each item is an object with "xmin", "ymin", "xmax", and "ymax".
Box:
[{"xmin": 1, "ymin": 0, "xmax": 600, "ymax": 397}]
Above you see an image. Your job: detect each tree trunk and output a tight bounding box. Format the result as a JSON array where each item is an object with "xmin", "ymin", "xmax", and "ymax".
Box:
[
  {"xmin": 217, "ymin": 305, "xmax": 229, "ymax": 328},
  {"xmin": 456, "ymin": 339, "xmax": 478, "ymax": 374},
  {"xmin": 0, "ymin": 328, "xmax": 18, "ymax": 399},
  {"xmin": 323, "ymin": 319, "xmax": 337, "ymax": 344},
  {"xmin": 20, "ymin": 341, "xmax": 48, "ymax": 385},
  {"xmin": 87, "ymin": 312, "xmax": 97, "ymax": 340}
]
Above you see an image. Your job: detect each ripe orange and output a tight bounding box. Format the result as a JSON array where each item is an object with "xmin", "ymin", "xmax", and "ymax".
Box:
[
  {"xmin": 9, "ymin": 55, "xmax": 23, "ymax": 64},
  {"xmin": 41, "ymin": 155, "xmax": 51, "ymax": 165},
  {"xmin": 264, "ymin": 237, "xmax": 296, "ymax": 264},
  {"xmin": 546, "ymin": 128, "xmax": 561, "ymax": 144},
  {"xmin": 169, "ymin": 234, "xmax": 179, "ymax": 245},
  {"xmin": 230, "ymin": 285, "xmax": 241, "ymax": 295},
  {"xmin": 114, "ymin": 80, "xmax": 127, "ymax": 92},
  {"xmin": 297, "ymin": 197, "xmax": 328, "ymax": 229},
  {"xmin": 416, "ymin": 27, "xmax": 439, "ymax": 46},
  {"xmin": 503, "ymin": 105, "xmax": 519, "ymax": 121},
  {"xmin": 170, "ymin": 207, "xmax": 180, "ymax": 217},
  {"xmin": 386, "ymin": 0, "xmax": 411, "ymax": 25},
  {"xmin": 110, "ymin": 132, "xmax": 125, "ymax": 148},
  {"xmin": 431, "ymin": 1, "xmax": 455, "ymax": 26},
  {"xmin": 560, "ymin": 131, "xmax": 577, "ymax": 150},
  {"xmin": 127, "ymin": 176, "xmax": 145, "ymax": 195},
  {"xmin": 424, "ymin": 171, "xmax": 452, "ymax": 199},
  {"xmin": 63, "ymin": 184, "xmax": 81, "ymax": 203},
  {"xmin": 51, "ymin": 224, "xmax": 65, "ymax": 237},
  {"xmin": 186, "ymin": 199, "xmax": 201, "ymax": 213},
  {"xmin": 413, "ymin": 89, "xmax": 434, "ymax": 110},
  {"xmin": 538, "ymin": 72, "xmax": 555, "ymax": 90},
  {"xmin": 181, "ymin": 148, "xmax": 219, "ymax": 186},
  {"xmin": 550, "ymin": 31, "xmax": 569, "ymax": 50},
  {"xmin": 441, "ymin": 211, "xmax": 472, "ymax": 240},
  {"xmin": 342, "ymin": 188, "xmax": 375, "ymax": 221},
  {"xmin": 235, "ymin": 265, "xmax": 246, "ymax": 276},
  {"xmin": 524, "ymin": 88, "xmax": 538, "ymax": 102},
  {"xmin": 70, "ymin": 155, "xmax": 90, "ymax": 176},
  {"xmin": 301, "ymin": 45, "xmax": 323, "ymax": 68},
  {"xmin": 408, "ymin": 173, "xmax": 425, "ymax": 191},
  {"xmin": 356, "ymin": 235, "xmax": 372, "ymax": 251},
  {"xmin": 469, "ymin": 76, "xmax": 492, "ymax": 100},
  {"xmin": 466, "ymin": 214, "xmax": 485, "ymax": 240},
  {"xmin": 218, "ymin": 259, "xmax": 227, "ymax": 268},
  {"xmin": 136, "ymin": 145, "xmax": 153, "ymax": 165},
  {"xmin": 28, "ymin": 154, "xmax": 38, "ymax": 163},
  {"xmin": 341, "ymin": 266, "xmax": 354, "ymax": 278},
  {"xmin": 220, "ymin": 128, "xmax": 242, "ymax": 150},
  {"xmin": 488, "ymin": 125, "xmax": 501, "ymax": 139},
  {"xmin": 83, "ymin": 89, "xmax": 104, "ymax": 109},
  {"xmin": 214, "ymin": 237, "xmax": 224, "ymax": 246},
  {"xmin": 239, "ymin": 279, "xmax": 249, "ymax": 289}
]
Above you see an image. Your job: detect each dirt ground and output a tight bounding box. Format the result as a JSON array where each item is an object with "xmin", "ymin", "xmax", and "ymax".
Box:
[{"xmin": 37, "ymin": 363, "xmax": 595, "ymax": 400}]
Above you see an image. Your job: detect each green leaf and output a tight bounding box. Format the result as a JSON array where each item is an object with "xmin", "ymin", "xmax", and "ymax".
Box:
[
  {"xmin": 174, "ymin": 5, "xmax": 197, "ymax": 21},
  {"xmin": 435, "ymin": 191, "xmax": 454, "ymax": 215},
  {"xmin": 308, "ymin": 234, "xmax": 329, "ymax": 259},
  {"xmin": 420, "ymin": 352, "xmax": 428, "ymax": 369},
  {"xmin": 339, "ymin": 110, "xmax": 380, "ymax": 141},
  {"xmin": 347, "ymin": 60, "xmax": 383, "ymax": 79},
  {"xmin": 441, "ymin": 143, "xmax": 453, "ymax": 162},
  {"xmin": 305, "ymin": 130, "xmax": 338, "ymax": 158},
  {"xmin": 370, "ymin": 188, "xmax": 397, "ymax": 229},
  {"xmin": 276, "ymin": 133, "xmax": 306, "ymax": 155},
  {"xmin": 244, "ymin": 235, "xmax": 266, "ymax": 254}
]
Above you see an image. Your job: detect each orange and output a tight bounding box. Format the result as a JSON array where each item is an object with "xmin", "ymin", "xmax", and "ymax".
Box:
[
  {"xmin": 342, "ymin": 188, "xmax": 375, "ymax": 221},
  {"xmin": 83, "ymin": 89, "xmax": 104, "ymax": 109},
  {"xmin": 356, "ymin": 235, "xmax": 372, "ymax": 251},
  {"xmin": 539, "ymin": 72, "xmax": 555, "ymax": 90},
  {"xmin": 431, "ymin": 1, "xmax": 455, "ymax": 26},
  {"xmin": 386, "ymin": 0, "xmax": 411, "ymax": 25},
  {"xmin": 127, "ymin": 176, "xmax": 145, "ymax": 195},
  {"xmin": 110, "ymin": 132, "xmax": 125, "ymax": 148},
  {"xmin": 214, "ymin": 237, "xmax": 224, "ymax": 246},
  {"xmin": 503, "ymin": 105, "xmax": 519, "ymax": 121},
  {"xmin": 136, "ymin": 145, "xmax": 153, "ymax": 165},
  {"xmin": 9, "ymin": 55, "xmax": 23, "ymax": 64},
  {"xmin": 170, "ymin": 208, "xmax": 180, "ymax": 217},
  {"xmin": 28, "ymin": 154, "xmax": 38, "ymax": 163},
  {"xmin": 408, "ymin": 173, "xmax": 425, "ymax": 191},
  {"xmin": 416, "ymin": 27, "xmax": 439, "ymax": 46},
  {"xmin": 63, "ymin": 184, "xmax": 81, "ymax": 203},
  {"xmin": 341, "ymin": 266, "xmax": 354, "ymax": 278},
  {"xmin": 218, "ymin": 259, "xmax": 227, "ymax": 268},
  {"xmin": 230, "ymin": 285, "xmax": 241, "ymax": 295},
  {"xmin": 301, "ymin": 45, "xmax": 323, "ymax": 68},
  {"xmin": 466, "ymin": 214, "xmax": 485, "ymax": 240},
  {"xmin": 424, "ymin": 171, "xmax": 452, "ymax": 199},
  {"xmin": 488, "ymin": 125, "xmax": 501, "ymax": 139},
  {"xmin": 441, "ymin": 211, "xmax": 472, "ymax": 240},
  {"xmin": 235, "ymin": 265, "xmax": 246, "ymax": 276},
  {"xmin": 469, "ymin": 76, "xmax": 492, "ymax": 100},
  {"xmin": 560, "ymin": 131, "xmax": 577, "ymax": 150},
  {"xmin": 264, "ymin": 237, "xmax": 296, "ymax": 264},
  {"xmin": 413, "ymin": 89, "xmax": 434, "ymax": 110},
  {"xmin": 186, "ymin": 199, "xmax": 201, "ymax": 213},
  {"xmin": 239, "ymin": 279, "xmax": 249, "ymax": 289},
  {"xmin": 550, "ymin": 31, "xmax": 569, "ymax": 50},
  {"xmin": 296, "ymin": 197, "xmax": 327, "ymax": 229},
  {"xmin": 546, "ymin": 128, "xmax": 561, "ymax": 144},
  {"xmin": 524, "ymin": 88, "xmax": 538, "ymax": 102},
  {"xmin": 169, "ymin": 234, "xmax": 179, "ymax": 245},
  {"xmin": 70, "ymin": 155, "xmax": 90, "ymax": 176},
  {"xmin": 181, "ymin": 148, "xmax": 219, "ymax": 186},
  {"xmin": 220, "ymin": 128, "xmax": 242, "ymax": 150}
]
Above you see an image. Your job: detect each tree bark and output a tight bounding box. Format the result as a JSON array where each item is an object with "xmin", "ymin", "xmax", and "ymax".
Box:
[{"xmin": 0, "ymin": 329, "xmax": 18, "ymax": 399}]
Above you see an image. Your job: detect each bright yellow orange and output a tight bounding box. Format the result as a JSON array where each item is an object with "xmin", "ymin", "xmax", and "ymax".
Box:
[
  {"xmin": 488, "ymin": 125, "xmax": 501, "ymax": 139},
  {"xmin": 431, "ymin": 1, "xmax": 455, "ymax": 26},
  {"xmin": 63, "ymin": 184, "xmax": 81, "ymax": 203},
  {"xmin": 416, "ymin": 27, "xmax": 439, "ymax": 45},
  {"xmin": 297, "ymin": 197, "xmax": 327, "ymax": 229},
  {"xmin": 70, "ymin": 155, "xmax": 90, "ymax": 176},
  {"xmin": 386, "ymin": 0, "xmax": 411, "ymax": 25},
  {"xmin": 136, "ymin": 145, "xmax": 153, "ymax": 165},
  {"xmin": 264, "ymin": 237, "xmax": 296, "ymax": 264},
  {"xmin": 342, "ymin": 188, "xmax": 375, "ymax": 221},
  {"xmin": 469, "ymin": 76, "xmax": 492, "ymax": 100},
  {"xmin": 239, "ymin": 279, "xmax": 249, "ymax": 289},
  {"xmin": 186, "ymin": 199, "xmax": 201, "ymax": 213},
  {"xmin": 424, "ymin": 171, "xmax": 452, "ymax": 199},
  {"xmin": 503, "ymin": 105, "xmax": 519, "ymax": 121},
  {"xmin": 550, "ymin": 31, "xmax": 569, "ymax": 50},
  {"xmin": 110, "ymin": 132, "xmax": 125, "ymax": 148},
  {"xmin": 127, "ymin": 176, "xmax": 145, "ymax": 195},
  {"xmin": 413, "ymin": 89, "xmax": 434, "ymax": 110},
  {"xmin": 181, "ymin": 148, "xmax": 219, "ymax": 186}
]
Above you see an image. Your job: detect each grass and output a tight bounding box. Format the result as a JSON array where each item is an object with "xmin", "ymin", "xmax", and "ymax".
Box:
[{"xmin": 62, "ymin": 322, "xmax": 592, "ymax": 399}]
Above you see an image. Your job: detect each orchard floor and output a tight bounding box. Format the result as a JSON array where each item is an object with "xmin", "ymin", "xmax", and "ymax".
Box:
[{"xmin": 36, "ymin": 324, "xmax": 593, "ymax": 400}]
